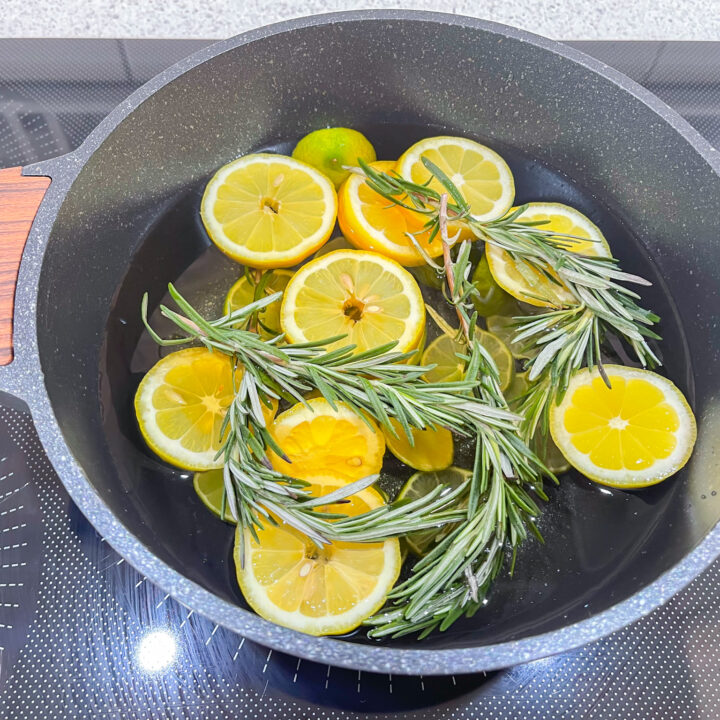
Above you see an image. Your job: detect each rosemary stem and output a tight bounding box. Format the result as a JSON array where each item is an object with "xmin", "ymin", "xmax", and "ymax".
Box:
[{"xmin": 439, "ymin": 192, "xmax": 470, "ymax": 337}]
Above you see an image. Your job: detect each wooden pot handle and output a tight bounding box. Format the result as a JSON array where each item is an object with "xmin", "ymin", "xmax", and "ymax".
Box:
[{"xmin": 0, "ymin": 167, "xmax": 51, "ymax": 365}]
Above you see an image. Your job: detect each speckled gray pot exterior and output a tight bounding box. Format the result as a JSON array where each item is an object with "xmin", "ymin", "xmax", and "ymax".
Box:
[{"xmin": 2, "ymin": 11, "xmax": 720, "ymax": 675}]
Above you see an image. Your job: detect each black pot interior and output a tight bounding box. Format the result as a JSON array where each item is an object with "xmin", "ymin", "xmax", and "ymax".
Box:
[{"xmin": 35, "ymin": 17, "xmax": 720, "ymax": 652}]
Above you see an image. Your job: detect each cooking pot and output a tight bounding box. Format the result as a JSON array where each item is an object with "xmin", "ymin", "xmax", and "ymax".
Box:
[{"xmin": 1, "ymin": 10, "xmax": 719, "ymax": 674}]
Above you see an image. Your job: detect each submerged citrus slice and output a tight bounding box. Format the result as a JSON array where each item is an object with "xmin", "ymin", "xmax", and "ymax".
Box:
[
  {"xmin": 135, "ymin": 348, "xmax": 275, "ymax": 471},
  {"xmin": 338, "ymin": 160, "xmax": 448, "ymax": 266},
  {"xmin": 421, "ymin": 333, "xmax": 466, "ymax": 384},
  {"xmin": 486, "ymin": 314, "xmax": 535, "ymax": 360},
  {"xmin": 313, "ymin": 235, "xmax": 353, "ymax": 259},
  {"xmin": 235, "ymin": 477, "xmax": 400, "ymax": 636},
  {"xmin": 486, "ymin": 203, "xmax": 611, "ymax": 308},
  {"xmin": 504, "ymin": 371, "xmax": 570, "ymax": 473},
  {"xmin": 549, "ymin": 365, "xmax": 696, "ymax": 488},
  {"xmin": 280, "ymin": 249, "xmax": 426, "ymax": 353},
  {"xmin": 421, "ymin": 330, "xmax": 514, "ymax": 391},
  {"xmin": 397, "ymin": 467, "xmax": 471, "ymax": 555},
  {"xmin": 396, "ymin": 136, "xmax": 515, "ymax": 222},
  {"xmin": 505, "ymin": 370, "xmax": 531, "ymax": 405},
  {"xmin": 536, "ymin": 435, "xmax": 571, "ymax": 475},
  {"xmin": 268, "ymin": 397, "xmax": 385, "ymax": 482},
  {"xmin": 223, "ymin": 270, "xmax": 293, "ymax": 338},
  {"xmin": 194, "ymin": 468, "xmax": 235, "ymax": 523},
  {"xmin": 292, "ymin": 127, "xmax": 377, "ymax": 188},
  {"xmin": 383, "ymin": 419, "xmax": 454, "ymax": 472},
  {"xmin": 201, "ymin": 153, "xmax": 337, "ymax": 269},
  {"xmin": 471, "ymin": 253, "xmax": 515, "ymax": 316}
]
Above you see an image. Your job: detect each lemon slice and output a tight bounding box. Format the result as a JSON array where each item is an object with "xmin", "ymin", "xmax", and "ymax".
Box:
[
  {"xmin": 224, "ymin": 270, "xmax": 293, "ymax": 338},
  {"xmin": 549, "ymin": 365, "xmax": 696, "ymax": 488},
  {"xmin": 421, "ymin": 330, "xmax": 514, "ymax": 391},
  {"xmin": 383, "ymin": 419, "xmax": 454, "ymax": 472},
  {"xmin": 135, "ymin": 348, "xmax": 237, "ymax": 470},
  {"xmin": 396, "ymin": 136, "xmax": 515, "ymax": 222},
  {"xmin": 486, "ymin": 203, "xmax": 611, "ymax": 308},
  {"xmin": 280, "ymin": 249, "xmax": 426, "ymax": 354},
  {"xmin": 235, "ymin": 477, "xmax": 400, "ymax": 636},
  {"xmin": 194, "ymin": 469, "xmax": 235, "ymax": 523},
  {"xmin": 338, "ymin": 160, "xmax": 450, "ymax": 266},
  {"xmin": 268, "ymin": 397, "xmax": 385, "ymax": 482},
  {"xmin": 478, "ymin": 331, "xmax": 515, "ymax": 391},
  {"xmin": 397, "ymin": 467, "xmax": 471, "ymax": 555},
  {"xmin": 135, "ymin": 348, "xmax": 278, "ymax": 471},
  {"xmin": 201, "ymin": 154, "xmax": 337, "ymax": 269}
]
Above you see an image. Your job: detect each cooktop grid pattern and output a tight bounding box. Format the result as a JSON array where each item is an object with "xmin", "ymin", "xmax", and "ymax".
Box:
[{"xmin": 0, "ymin": 39, "xmax": 718, "ymax": 719}]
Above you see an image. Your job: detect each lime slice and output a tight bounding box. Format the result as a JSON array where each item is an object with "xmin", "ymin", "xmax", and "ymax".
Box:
[
  {"xmin": 194, "ymin": 468, "xmax": 236, "ymax": 523},
  {"xmin": 535, "ymin": 435, "xmax": 570, "ymax": 475},
  {"xmin": 486, "ymin": 314, "xmax": 535, "ymax": 360},
  {"xmin": 421, "ymin": 329, "xmax": 514, "ymax": 391},
  {"xmin": 397, "ymin": 467, "xmax": 471, "ymax": 555},
  {"xmin": 224, "ymin": 270, "xmax": 293, "ymax": 338},
  {"xmin": 505, "ymin": 370, "xmax": 531, "ymax": 405},
  {"xmin": 479, "ymin": 330, "xmax": 515, "ymax": 391},
  {"xmin": 471, "ymin": 254, "xmax": 515, "ymax": 316},
  {"xmin": 505, "ymin": 371, "xmax": 568, "ymax": 473},
  {"xmin": 421, "ymin": 333, "xmax": 465, "ymax": 384}
]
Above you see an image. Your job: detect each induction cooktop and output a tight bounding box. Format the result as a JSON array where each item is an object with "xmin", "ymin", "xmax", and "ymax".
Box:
[{"xmin": 0, "ymin": 38, "xmax": 719, "ymax": 719}]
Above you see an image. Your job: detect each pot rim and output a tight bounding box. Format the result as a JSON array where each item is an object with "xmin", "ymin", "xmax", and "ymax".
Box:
[{"xmin": 10, "ymin": 10, "xmax": 720, "ymax": 675}]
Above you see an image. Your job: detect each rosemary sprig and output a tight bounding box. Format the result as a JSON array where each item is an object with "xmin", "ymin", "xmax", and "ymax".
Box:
[
  {"xmin": 357, "ymin": 158, "xmax": 660, "ymax": 439},
  {"xmin": 142, "ymin": 286, "xmax": 530, "ymax": 552},
  {"xmin": 365, "ymin": 193, "xmax": 550, "ymax": 639}
]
